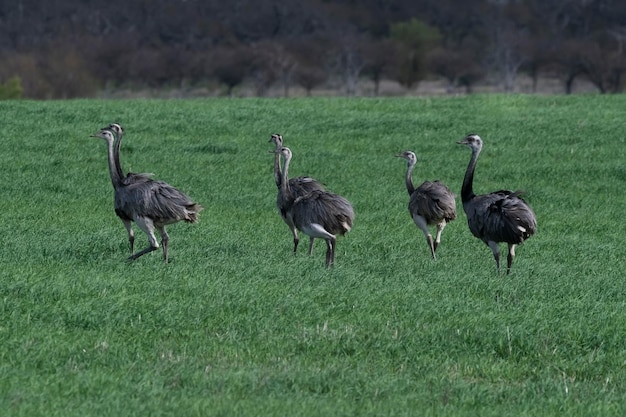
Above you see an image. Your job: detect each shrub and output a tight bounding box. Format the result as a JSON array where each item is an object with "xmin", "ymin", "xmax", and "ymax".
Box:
[{"xmin": 0, "ymin": 76, "xmax": 23, "ymax": 99}]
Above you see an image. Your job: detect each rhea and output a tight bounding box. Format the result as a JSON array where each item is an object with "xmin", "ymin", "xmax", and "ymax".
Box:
[
  {"xmin": 270, "ymin": 133, "xmax": 325, "ymax": 255},
  {"xmin": 396, "ymin": 150, "xmax": 456, "ymax": 259},
  {"xmin": 92, "ymin": 126, "xmax": 202, "ymax": 262},
  {"xmin": 276, "ymin": 146, "xmax": 354, "ymax": 268},
  {"xmin": 457, "ymin": 134, "xmax": 536, "ymax": 274}
]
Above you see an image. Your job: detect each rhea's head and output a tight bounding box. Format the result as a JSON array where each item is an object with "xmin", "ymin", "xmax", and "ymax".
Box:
[
  {"xmin": 107, "ymin": 123, "xmax": 124, "ymax": 138},
  {"xmin": 91, "ymin": 128, "xmax": 116, "ymax": 143},
  {"xmin": 395, "ymin": 150, "xmax": 418, "ymax": 165},
  {"xmin": 457, "ymin": 133, "xmax": 483, "ymax": 151},
  {"xmin": 269, "ymin": 133, "xmax": 283, "ymax": 148}
]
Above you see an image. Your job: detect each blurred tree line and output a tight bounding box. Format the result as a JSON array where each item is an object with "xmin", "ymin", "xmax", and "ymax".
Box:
[{"xmin": 0, "ymin": 0, "xmax": 625, "ymax": 99}]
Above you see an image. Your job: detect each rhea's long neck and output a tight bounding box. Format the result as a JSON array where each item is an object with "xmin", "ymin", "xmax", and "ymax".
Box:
[
  {"xmin": 280, "ymin": 153, "xmax": 294, "ymax": 201},
  {"xmin": 273, "ymin": 147, "xmax": 283, "ymax": 187},
  {"xmin": 404, "ymin": 160, "xmax": 416, "ymax": 195},
  {"xmin": 461, "ymin": 147, "xmax": 480, "ymax": 203},
  {"xmin": 113, "ymin": 131, "xmax": 126, "ymax": 180},
  {"xmin": 105, "ymin": 137, "xmax": 124, "ymax": 188}
]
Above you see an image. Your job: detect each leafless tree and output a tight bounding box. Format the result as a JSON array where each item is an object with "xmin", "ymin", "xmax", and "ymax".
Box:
[
  {"xmin": 330, "ymin": 33, "xmax": 367, "ymax": 96},
  {"xmin": 427, "ymin": 46, "xmax": 485, "ymax": 93},
  {"xmin": 252, "ymin": 40, "xmax": 297, "ymax": 97},
  {"xmin": 483, "ymin": 5, "xmax": 529, "ymax": 92},
  {"xmin": 290, "ymin": 39, "xmax": 329, "ymax": 96},
  {"xmin": 362, "ymin": 38, "xmax": 398, "ymax": 96},
  {"xmin": 209, "ymin": 45, "xmax": 252, "ymax": 96},
  {"xmin": 3, "ymin": 0, "xmax": 626, "ymax": 97}
]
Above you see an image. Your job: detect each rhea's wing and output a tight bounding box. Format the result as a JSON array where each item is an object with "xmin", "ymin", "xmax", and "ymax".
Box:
[
  {"xmin": 116, "ymin": 180, "xmax": 202, "ymax": 224},
  {"xmin": 489, "ymin": 192, "xmax": 537, "ymax": 239},
  {"xmin": 465, "ymin": 191, "xmax": 536, "ymax": 244},
  {"xmin": 121, "ymin": 172, "xmax": 155, "ymax": 185},
  {"xmin": 277, "ymin": 177, "xmax": 325, "ymax": 218},
  {"xmin": 289, "ymin": 176, "xmax": 325, "ymax": 195},
  {"xmin": 410, "ymin": 181, "xmax": 457, "ymax": 223},
  {"xmin": 292, "ymin": 190, "xmax": 354, "ymax": 236}
]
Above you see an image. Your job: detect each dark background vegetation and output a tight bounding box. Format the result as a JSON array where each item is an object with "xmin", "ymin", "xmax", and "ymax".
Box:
[{"xmin": 1, "ymin": 0, "xmax": 625, "ymax": 98}]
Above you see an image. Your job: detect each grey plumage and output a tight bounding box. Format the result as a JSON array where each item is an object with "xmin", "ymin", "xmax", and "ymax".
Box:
[
  {"xmin": 277, "ymin": 146, "xmax": 354, "ymax": 268},
  {"xmin": 270, "ymin": 133, "xmax": 325, "ymax": 255},
  {"xmin": 396, "ymin": 150, "xmax": 456, "ymax": 259},
  {"xmin": 457, "ymin": 134, "xmax": 536, "ymax": 274},
  {"xmin": 92, "ymin": 126, "xmax": 202, "ymax": 262}
]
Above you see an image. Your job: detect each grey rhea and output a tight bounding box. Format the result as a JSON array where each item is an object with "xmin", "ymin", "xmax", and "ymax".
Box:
[
  {"xmin": 270, "ymin": 134, "xmax": 325, "ymax": 255},
  {"xmin": 457, "ymin": 134, "xmax": 536, "ymax": 274},
  {"xmin": 92, "ymin": 126, "xmax": 203, "ymax": 262},
  {"xmin": 276, "ymin": 146, "xmax": 354, "ymax": 268},
  {"xmin": 396, "ymin": 150, "xmax": 457, "ymax": 259}
]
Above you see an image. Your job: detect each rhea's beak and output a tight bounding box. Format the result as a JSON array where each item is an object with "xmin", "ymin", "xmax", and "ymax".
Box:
[
  {"xmin": 91, "ymin": 129, "xmax": 108, "ymax": 138},
  {"xmin": 269, "ymin": 134, "xmax": 282, "ymax": 143}
]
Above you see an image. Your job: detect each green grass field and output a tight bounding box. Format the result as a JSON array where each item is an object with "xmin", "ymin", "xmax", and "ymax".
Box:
[{"xmin": 1, "ymin": 95, "xmax": 625, "ymax": 416}]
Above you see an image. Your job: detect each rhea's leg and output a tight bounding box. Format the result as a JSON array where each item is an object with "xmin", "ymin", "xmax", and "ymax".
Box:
[
  {"xmin": 506, "ymin": 243, "xmax": 516, "ymax": 275},
  {"xmin": 121, "ymin": 219, "xmax": 135, "ymax": 254},
  {"xmin": 325, "ymin": 236, "xmax": 336, "ymax": 268},
  {"xmin": 292, "ymin": 227, "xmax": 299, "ymax": 254},
  {"xmin": 128, "ymin": 243, "xmax": 158, "ymax": 261},
  {"xmin": 299, "ymin": 223, "xmax": 335, "ymax": 268},
  {"xmin": 413, "ymin": 214, "xmax": 435, "ymax": 259},
  {"xmin": 426, "ymin": 235, "xmax": 436, "ymax": 259},
  {"xmin": 433, "ymin": 221, "xmax": 447, "ymax": 253},
  {"xmin": 128, "ymin": 217, "xmax": 159, "ymax": 261},
  {"xmin": 284, "ymin": 214, "xmax": 299, "ymax": 254},
  {"xmin": 159, "ymin": 226, "xmax": 170, "ymax": 263},
  {"xmin": 487, "ymin": 241, "xmax": 501, "ymax": 273},
  {"xmin": 307, "ymin": 237, "xmax": 315, "ymax": 256}
]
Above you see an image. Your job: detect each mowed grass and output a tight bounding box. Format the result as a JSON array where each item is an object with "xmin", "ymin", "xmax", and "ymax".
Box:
[{"xmin": 1, "ymin": 95, "xmax": 625, "ymax": 416}]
